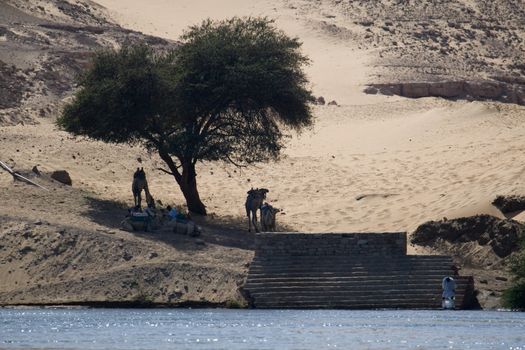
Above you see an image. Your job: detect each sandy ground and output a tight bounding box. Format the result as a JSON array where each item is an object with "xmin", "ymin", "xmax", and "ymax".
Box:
[
  {"xmin": 1, "ymin": 0, "xmax": 524, "ymax": 308},
  {"xmin": 88, "ymin": 0, "xmax": 525, "ymax": 235}
]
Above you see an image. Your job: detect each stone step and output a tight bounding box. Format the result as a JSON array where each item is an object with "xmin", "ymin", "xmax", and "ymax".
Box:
[
  {"xmin": 250, "ymin": 260, "xmax": 454, "ymax": 266},
  {"xmin": 252, "ymin": 255, "xmax": 452, "ymax": 261},
  {"xmin": 246, "ymin": 283, "xmax": 466, "ymax": 291},
  {"xmin": 247, "ymin": 273, "xmax": 453, "ymax": 280},
  {"xmin": 251, "ymin": 259, "xmax": 454, "ymax": 266},
  {"xmin": 249, "ymin": 263, "xmax": 455, "ymax": 271},
  {"xmin": 248, "ymin": 267, "xmax": 455, "ymax": 274},
  {"xmin": 244, "ymin": 277, "xmax": 467, "ymax": 290},
  {"xmin": 247, "ymin": 274, "xmax": 471, "ymax": 280},
  {"xmin": 247, "ymin": 287, "xmax": 467, "ymax": 296},
  {"xmin": 254, "ymin": 297, "xmax": 452, "ymax": 309},
  {"xmin": 246, "ymin": 233, "xmax": 472, "ymax": 309},
  {"xmin": 252, "ymin": 262, "xmax": 452, "ymax": 266},
  {"xmin": 254, "ymin": 301, "xmax": 446, "ymax": 310},
  {"xmin": 246, "ymin": 287, "xmax": 466, "ymax": 296},
  {"xmin": 247, "ymin": 272, "xmax": 455, "ymax": 280},
  {"xmin": 252, "ymin": 295, "xmax": 465, "ymax": 303},
  {"xmin": 246, "ymin": 280, "xmax": 467, "ymax": 288},
  {"xmin": 248, "ymin": 285, "xmax": 466, "ymax": 294},
  {"xmin": 250, "ymin": 293, "xmax": 464, "ymax": 302}
]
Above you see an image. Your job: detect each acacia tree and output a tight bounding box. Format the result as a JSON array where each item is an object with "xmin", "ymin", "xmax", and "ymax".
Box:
[{"xmin": 58, "ymin": 17, "xmax": 314, "ymax": 214}]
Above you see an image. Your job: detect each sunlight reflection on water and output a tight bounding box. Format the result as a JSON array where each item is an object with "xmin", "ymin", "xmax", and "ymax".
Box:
[{"xmin": 0, "ymin": 309, "xmax": 524, "ymax": 350}]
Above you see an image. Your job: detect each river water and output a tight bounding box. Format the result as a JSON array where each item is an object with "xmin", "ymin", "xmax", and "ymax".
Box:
[{"xmin": 1, "ymin": 309, "xmax": 524, "ymax": 350}]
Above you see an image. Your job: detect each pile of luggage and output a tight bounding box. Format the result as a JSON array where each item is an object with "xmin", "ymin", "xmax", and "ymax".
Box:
[{"xmin": 121, "ymin": 205, "xmax": 201, "ymax": 236}]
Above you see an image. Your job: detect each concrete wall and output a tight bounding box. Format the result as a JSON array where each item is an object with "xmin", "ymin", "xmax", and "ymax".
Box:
[{"xmin": 255, "ymin": 232, "xmax": 407, "ymax": 257}]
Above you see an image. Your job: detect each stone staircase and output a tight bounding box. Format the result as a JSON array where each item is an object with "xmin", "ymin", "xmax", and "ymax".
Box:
[{"xmin": 243, "ymin": 233, "xmax": 474, "ymax": 309}]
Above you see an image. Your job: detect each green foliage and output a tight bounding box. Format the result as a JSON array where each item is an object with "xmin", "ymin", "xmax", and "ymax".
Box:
[
  {"xmin": 503, "ymin": 234, "xmax": 525, "ymax": 310},
  {"xmin": 509, "ymin": 251, "xmax": 525, "ymax": 280},
  {"xmin": 58, "ymin": 45, "xmax": 175, "ymax": 145},
  {"xmin": 58, "ymin": 17, "xmax": 314, "ymax": 214},
  {"xmin": 502, "ymin": 281, "xmax": 525, "ymax": 310},
  {"xmin": 170, "ymin": 17, "xmax": 314, "ymax": 163}
]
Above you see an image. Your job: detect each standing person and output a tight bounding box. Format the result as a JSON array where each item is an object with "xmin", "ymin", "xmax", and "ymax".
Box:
[{"xmin": 442, "ymin": 276, "xmax": 456, "ymax": 309}]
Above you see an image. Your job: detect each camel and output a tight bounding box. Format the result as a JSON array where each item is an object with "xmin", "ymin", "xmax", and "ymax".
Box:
[
  {"xmin": 245, "ymin": 188, "xmax": 269, "ymax": 232},
  {"xmin": 132, "ymin": 167, "xmax": 152, "ymax": 208},
  {"xmin": 261, "ymin": 202, "xmax": 280, "ymax": 232}
]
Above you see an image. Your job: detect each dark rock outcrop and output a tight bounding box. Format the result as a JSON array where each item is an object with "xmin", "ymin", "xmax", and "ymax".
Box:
[
  {"xmin": 365, "ymin": 80, "xmax": 525, "ymax": 106},
  {"xmin": 315, "ymin": 96, "xmax": 326, "ymax": 105},
  {"xmin": 50, "ymin": 170, "xmax": 72, "ymax": 186},
  {"xmin": 402, "ymin": 82, "xmax": 429, "ymax": 98},
  {"xmin": 412, "ymin": 215, "xmax": 524, "ymax": 258},
  {"xmin": 492, "ymin": 195, "xmax": 525, "ymax": 214}
]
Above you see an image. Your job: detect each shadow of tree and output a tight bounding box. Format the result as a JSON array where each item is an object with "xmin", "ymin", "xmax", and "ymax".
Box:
[
  {"xmin": 193, "ymin": 212, "xmax": 297, "ymax": 250},
  {"xmin": 83, "ymin": 196, "xmax": 129, "ymax": 229},
  {"xmin": 192, "ymin": 214, "xmax": 256, "ymax": 250},
  {"xmin": 82, "ymin": 196, "xmax": 298, "ymax": 252}
]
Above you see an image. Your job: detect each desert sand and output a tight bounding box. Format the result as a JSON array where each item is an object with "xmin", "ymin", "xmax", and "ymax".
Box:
[
  {"xmin": 84, "ymin": 0, "xmax": 524, "ymax": 233},
  {"xmin": 1, "ymin": 0, "xmax": 524, "ymax": 307}
]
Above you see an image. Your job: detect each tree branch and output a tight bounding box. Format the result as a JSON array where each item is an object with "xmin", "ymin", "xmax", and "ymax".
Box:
[
  {"xmin": 226, "ymin": 155, "xmax": 248, "ymax": 168},
  {"xmin": 157, "ymin": 167, "xmax": 177, "ymax": 175}
]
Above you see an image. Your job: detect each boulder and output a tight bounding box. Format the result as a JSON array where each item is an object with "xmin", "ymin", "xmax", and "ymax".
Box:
[
  {"xmin": 363, "ymin": 86, "xmax": 378, "ymax": 94},
  {"xmin": 327, "ymin": 100, "xmax": 338, "ymax": 106},
  {"xmin": 411, "ymin": 214, "xmax": 524, "ymax": 258},
  {"xmin": 50, "ymin": 170, "xmax": 72, "ymax": 186},
  {"xmin": 316, "ymin": 96, "xmax": 326, "ymax": 105},
  {"xmin": 492, "ymin": 195, "xmax": 525, "ymax": 214},
  {"xmin": 31, "ymin": 165, "xmax": 41, "ymax": 176}
]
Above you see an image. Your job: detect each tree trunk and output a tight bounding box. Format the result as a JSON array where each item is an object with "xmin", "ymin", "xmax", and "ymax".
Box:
[
  {"xmin": 158, "ymin": 151, "xmax": 207, "ymax": 215},
  {"xmin": 179, "ymin": 163, "xmax": 207, "ymax": 215}
]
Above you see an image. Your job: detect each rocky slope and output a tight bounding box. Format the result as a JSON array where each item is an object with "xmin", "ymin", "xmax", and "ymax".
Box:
[
  {"xmin": 0, "ymin": 0, "xmax": 170, "ymax": 125},
  {"xmin": 411, "ymin": 214, "xmax": 524, "ymax": 308},
  {"xmin": 287, "ymin": 0, "xmax": 525, "ymax": 104}
]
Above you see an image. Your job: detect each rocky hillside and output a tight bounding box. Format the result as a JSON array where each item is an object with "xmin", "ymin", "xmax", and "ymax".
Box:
[
  {"xmin": 0, "ymin": 0, "xmax": 171, "ymax": 125},
  {"xmin": 411, "ymin": 214, "xmax": 524, "ymax": 308},
  {"xmin": 288, "ymin": 0, "xmax": 525, "ymax": 104}
]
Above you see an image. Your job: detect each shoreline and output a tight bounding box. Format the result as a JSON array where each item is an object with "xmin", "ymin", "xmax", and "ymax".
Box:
[
  {"xmin": 0, "ymin": 300, "xmax": 245, "ymax": 309},
  {"xmin": 0, "ymin": 304, "xmax": 516, "ymax": 312}
]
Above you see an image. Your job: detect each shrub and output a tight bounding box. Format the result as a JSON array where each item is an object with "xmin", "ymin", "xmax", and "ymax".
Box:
[{"xmin": 502, "ymin": 281, "xmax": 525, "ymax": 310}]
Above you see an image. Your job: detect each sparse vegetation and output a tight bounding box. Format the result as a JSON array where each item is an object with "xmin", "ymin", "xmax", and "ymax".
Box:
[
  {"xmin": 224, "ymin": 299, "xmax": 247, "ymax": 309},
  {"xmin": 58, "ymin": 17, "xmax": 314, "ymax": 215},
  {"xmin": 503, "ymin": 239, "xmax": 525, "ymax": 310}
]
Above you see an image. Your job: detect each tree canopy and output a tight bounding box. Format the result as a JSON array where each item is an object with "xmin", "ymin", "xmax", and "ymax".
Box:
[{"xmin": 58, "ymin": 17, "xmax": 314, "ymax": 214}]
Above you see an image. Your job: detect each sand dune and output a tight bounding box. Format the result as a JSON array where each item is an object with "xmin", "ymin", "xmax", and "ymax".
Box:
[{"xmin": 2, "ymin": 0, "xmax": 524, "ymax": 235}]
